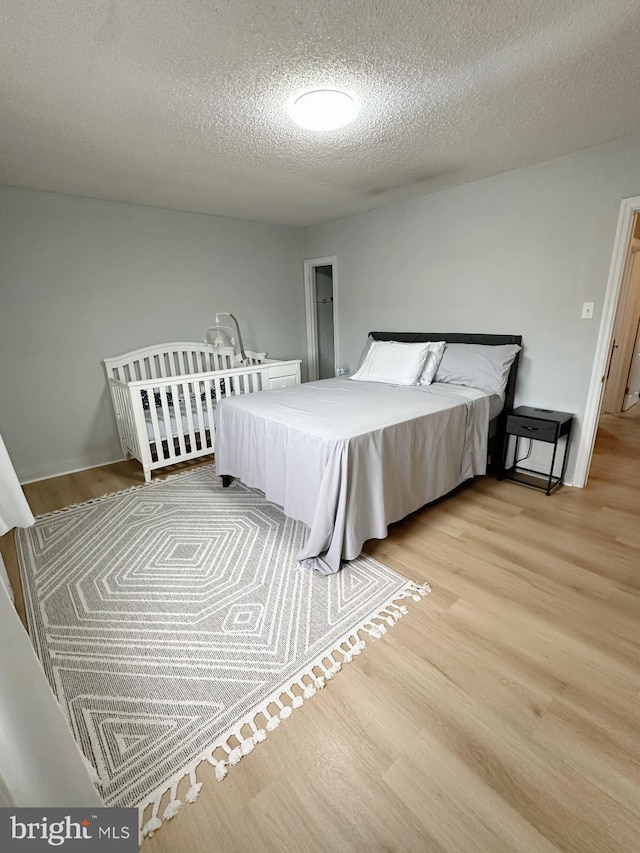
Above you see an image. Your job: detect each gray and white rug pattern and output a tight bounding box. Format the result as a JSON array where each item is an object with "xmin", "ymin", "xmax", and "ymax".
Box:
[{"xmin": 16, "ymin": 466, "xmax": 429, "ymax": 836}]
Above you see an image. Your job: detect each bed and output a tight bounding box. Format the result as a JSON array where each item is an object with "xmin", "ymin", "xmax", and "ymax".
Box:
[
  {"xmin": 214, "ymin": 332, "xmax": 522, "ymax": 574},
  {"xmin": 104, "ymin": 341, "xmax": 301, "ymax": 482}
]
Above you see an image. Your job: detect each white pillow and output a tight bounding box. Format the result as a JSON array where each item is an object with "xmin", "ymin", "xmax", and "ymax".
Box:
[
  {"xmin": 350, "ymin": 340, "xmax": 431, "ymax": 385},
  {"xmin": 433, "ymin": 343, "xmax": 521, "ymax": 398},
  {"xmin": 418, "ymin": 341, "xmax": 447, "ymax": 385}
]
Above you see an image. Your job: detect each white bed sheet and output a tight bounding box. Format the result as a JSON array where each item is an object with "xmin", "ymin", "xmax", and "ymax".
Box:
[{"xmin": 215, "ymin": 378, "xmax": 497, "ymax": 575}]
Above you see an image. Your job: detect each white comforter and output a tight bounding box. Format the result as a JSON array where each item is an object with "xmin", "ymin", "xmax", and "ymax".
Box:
[{"xmin": 215, "ymin": 378, "xmax": 495, "ymax": 574}]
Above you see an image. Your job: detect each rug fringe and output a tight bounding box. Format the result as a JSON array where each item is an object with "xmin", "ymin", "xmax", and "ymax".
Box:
[{"xmin": 138, "ymin": 579, "xmax": 431, "ymax": 841}]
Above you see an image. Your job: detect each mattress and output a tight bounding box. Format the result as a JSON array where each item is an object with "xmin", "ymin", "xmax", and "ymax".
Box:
[
  {"xmin": 215, "ymin": 378, "xmax": 499, "ymax": 574},
  {"xmin": 144, "ymin": 401, "xmax": 215, "ymax": 442}
]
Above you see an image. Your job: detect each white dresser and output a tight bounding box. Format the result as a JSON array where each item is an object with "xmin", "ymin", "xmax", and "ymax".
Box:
[{"xmin": 265, "ymin": 359, "xmax": 302, "ymax": 390}]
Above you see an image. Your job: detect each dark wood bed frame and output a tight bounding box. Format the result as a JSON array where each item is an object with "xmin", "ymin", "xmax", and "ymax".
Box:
[{"xmin": 369, "ymin": 332, "xmax": 523, "ymax": 474}]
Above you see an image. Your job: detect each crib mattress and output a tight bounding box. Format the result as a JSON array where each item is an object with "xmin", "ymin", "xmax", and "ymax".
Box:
[{"xmin": 144, "ymin": 402, "xmax": 215, "ymax": 442}]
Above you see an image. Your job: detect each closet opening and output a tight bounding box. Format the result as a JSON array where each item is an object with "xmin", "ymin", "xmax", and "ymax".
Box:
[{"xmin": 303, "ymin": 256, "xmax": 338, "ymax": 381}]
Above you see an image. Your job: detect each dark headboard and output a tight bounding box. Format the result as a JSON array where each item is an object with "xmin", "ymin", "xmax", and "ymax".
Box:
[{"xmin": 369, "ymin": 331, "xmax": 523, "ymax": 472}]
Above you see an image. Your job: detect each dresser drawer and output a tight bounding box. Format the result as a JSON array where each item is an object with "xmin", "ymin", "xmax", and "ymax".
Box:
[
  {"xmin": 506, "ymin": 415, "xmax": 558, "ymax": 442},
  {"xmin": 267, "ymin": 362, "xmax": 299, "ymax": 378},
  {"xmin": 264, "ymin": 360, "xmax": 300, "ymax": 390},
  {"xmin": 268, "ymin": 373, "xmax": 298, "ymax": 390}
]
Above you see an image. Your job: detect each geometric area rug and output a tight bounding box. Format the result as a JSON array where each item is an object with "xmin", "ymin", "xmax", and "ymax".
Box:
[{"xmin": 15, "ymin": 465, "xmax": 430, "ymax": 840}]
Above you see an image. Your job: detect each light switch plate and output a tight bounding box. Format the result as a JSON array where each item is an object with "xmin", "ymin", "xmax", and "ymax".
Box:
[{"xmin": 581, "ymin": 302, "xmax": 594, "ymax": 319}]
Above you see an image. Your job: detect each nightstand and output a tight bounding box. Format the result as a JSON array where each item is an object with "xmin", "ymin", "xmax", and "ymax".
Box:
[{"xmin": 500, "ymin": 406, "xmax": 573, "ymax": 495}]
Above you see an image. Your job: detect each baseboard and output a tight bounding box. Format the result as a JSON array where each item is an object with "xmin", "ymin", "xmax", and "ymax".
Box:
[{"xmin": 19, "ymin": 455, "xmax": 125, "ymax": 485}]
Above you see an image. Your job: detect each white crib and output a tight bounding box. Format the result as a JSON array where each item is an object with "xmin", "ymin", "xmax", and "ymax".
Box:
[{"xmin": 104, "ymin": 341, "xmax": 301, "ymax": 482}]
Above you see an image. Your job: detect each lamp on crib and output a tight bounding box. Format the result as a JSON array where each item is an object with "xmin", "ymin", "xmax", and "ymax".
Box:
[{"xmin": 204, "ymin": 313, "xmax": 248, "ymax": 364}]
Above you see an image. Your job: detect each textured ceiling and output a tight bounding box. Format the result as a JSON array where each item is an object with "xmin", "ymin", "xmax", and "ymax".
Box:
[{"xmin": 1, "ymin": 1, "xmax": 640, "ymax": 226}]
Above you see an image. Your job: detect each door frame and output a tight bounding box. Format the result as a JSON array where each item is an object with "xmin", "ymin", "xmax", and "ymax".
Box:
[
  {"xmin": 600, "ymin": 235, "xmax": 637, "ymax": 413},
  {"xmin": 604, "ymin": 235, "xmax": 640, "ymax": 412},
  {"xmin": 303, "ymin": 256, "xmax": 338, "ymax": 381},
  {"xmin": 623, "ymin": 313, "xmax": 640, "ymax": 410},
  {"xmin": 574, "ymin": 195, "xmax": 640, "ymax": 487}
]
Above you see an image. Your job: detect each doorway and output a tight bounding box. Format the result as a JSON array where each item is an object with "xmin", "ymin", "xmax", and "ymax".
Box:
[
  {"xmin": 574, "ymin": 196, "xmax": 640, "ymax": 487},
  {"xmin": 303, "ymin": 256, "xmax": 338, "ymax": 381},
  {"xmin": 601, "ymin": 213, "xmax": 640, "ymax": 413}
]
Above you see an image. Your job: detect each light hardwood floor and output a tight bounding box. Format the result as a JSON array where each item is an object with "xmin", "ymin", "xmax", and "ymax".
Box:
[{"xmin": 2, "ymin": 408, "xmax": 639, "ymax": 853}]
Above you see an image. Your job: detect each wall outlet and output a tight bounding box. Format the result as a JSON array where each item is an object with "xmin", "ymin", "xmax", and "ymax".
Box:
[{"xmin": 581, "ymin": 302, "xmax": 594, "ymax": 319}]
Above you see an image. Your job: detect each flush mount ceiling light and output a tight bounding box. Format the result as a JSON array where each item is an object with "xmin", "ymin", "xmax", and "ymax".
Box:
[{"xmin": 288, "ymin": 89, "xmax": 359, "ymax": 131}]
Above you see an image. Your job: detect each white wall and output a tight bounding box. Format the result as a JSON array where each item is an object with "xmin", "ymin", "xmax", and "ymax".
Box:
[
  {"xmin": 302, "ymin": 133, "xmax": 640, "ymax": 484},
  {"xmin": 0, "ymin": 187, "xmax": 304, "ymax": 482}
]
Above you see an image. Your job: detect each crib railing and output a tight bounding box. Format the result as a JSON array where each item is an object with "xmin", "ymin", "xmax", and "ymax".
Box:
[
  {"xmin": 105, "ymin": 344, "xmax": 267, "ymax": 384},
  {"xmin": 108, "ymin": 360, "xmax": 273, "ymax": 481}
]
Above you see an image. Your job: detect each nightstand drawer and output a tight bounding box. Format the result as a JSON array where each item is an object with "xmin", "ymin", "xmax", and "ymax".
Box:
[{"xmin": 506, "ymin": 415, "xmax": 558, "ymax": 442}]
